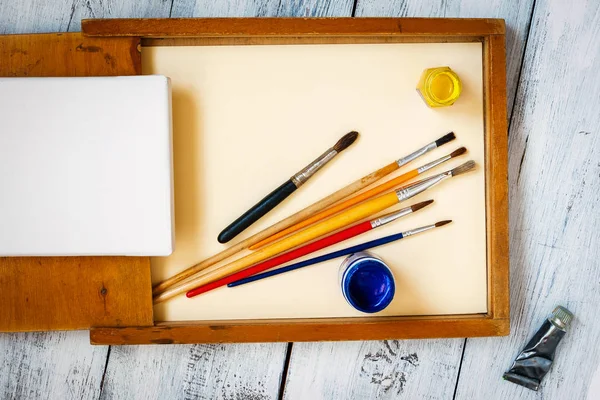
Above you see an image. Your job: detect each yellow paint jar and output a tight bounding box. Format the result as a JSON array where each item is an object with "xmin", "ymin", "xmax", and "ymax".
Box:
[{"xmin": 417, "ymin": 66, "xmax": 462, "ymax": 107}]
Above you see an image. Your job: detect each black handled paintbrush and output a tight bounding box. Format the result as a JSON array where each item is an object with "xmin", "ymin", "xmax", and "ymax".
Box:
[{"xmin": 217, "ymin": 131, "xmax": 359, "ymax": 243}]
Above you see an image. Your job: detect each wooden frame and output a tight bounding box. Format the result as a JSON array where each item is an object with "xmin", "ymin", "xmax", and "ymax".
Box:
[{"xmin": 79, "ymin": 18, "xmax": 508, "ymax": 344}]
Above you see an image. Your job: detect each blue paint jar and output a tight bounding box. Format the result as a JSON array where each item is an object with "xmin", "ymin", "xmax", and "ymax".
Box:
[{"xmin": 338, "ymin": 251, "xmax": 395, "ymax": 313}]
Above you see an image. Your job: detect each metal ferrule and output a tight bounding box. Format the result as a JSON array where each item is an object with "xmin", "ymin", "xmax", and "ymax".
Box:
[
  {"xmin": 370, "ymin": 206, "xmax": 413, "ymax": 229},
  {"xmin": 394, "ymin": 172, "xmax": 451, "ymax": 202},
  {"xmin": 291, "ymin": 148, "xmax": 337, "ymax": 187},
  {"xmin": 402, "ymin": 224, "xmax": 436, "ymax": 237},
  {"xmin": 396, "ymin": 142, "xmax": 437, "ymax": 168},
  {"xmin": 417, "ymin": 154, "xmax": 451, "ymax": 174}
]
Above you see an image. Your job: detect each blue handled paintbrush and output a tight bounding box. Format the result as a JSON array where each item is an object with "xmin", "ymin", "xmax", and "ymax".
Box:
[{"xmin": 227, "ymin": 220, "xmax": 452, "ymax": 288}]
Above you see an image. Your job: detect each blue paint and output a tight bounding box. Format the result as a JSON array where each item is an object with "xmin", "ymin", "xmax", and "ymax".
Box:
[{"xmin": 341, "ymin": 254, "xmax": 395, "ymax": 313}]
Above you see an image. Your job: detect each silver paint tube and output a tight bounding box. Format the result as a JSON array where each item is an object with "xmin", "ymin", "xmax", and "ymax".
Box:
[{"xmin": 503, "ymin": 306, "xmax": 574, "ymax": 391}]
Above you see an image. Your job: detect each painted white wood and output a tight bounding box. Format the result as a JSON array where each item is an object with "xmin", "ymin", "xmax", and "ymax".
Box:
[
  {"xmin": 0, "ymin": 331, "xmax": 108, "ymax": 400},
  {"xmin": 0, "ymin": 76, "xmax": 174, "ymax": 256},
  {"xmin": 455, "ymin": 0, "xmax": 600, "ymax": 398},
  {"xmin": 172, "ymin": 0, "xmax": 354, "ymax": 17},
  {"xmin": 0, "ymin": 0, "xmax": 171, "ymax": 34},
  {"xmin": 99, "ymin": 343, "xmax": 287, "ymax": 399},
  {"xmin": 356, "ymin": 0, "xmax": 535, "ymax": 118},
  {"xmin": 284, "ymin": 340, "xmax": 465, "ymax": 399}
]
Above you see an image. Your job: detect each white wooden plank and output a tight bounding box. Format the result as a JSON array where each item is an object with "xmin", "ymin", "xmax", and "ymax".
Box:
[
  {"xmin": 0, "ymin": 0, "xmax": 171, "ymax": 34},
  {"xmin": 284, "ymin": 340, "xmax": 465, "ymax": 399},
  {"xmin": 0, "ymin": 331, "xmax": 108, "ymax": 400},
  {"xmin": 0, "ymin": 0, "xmax": 74, "ymax": 33},
  {"xmin": 64, "ymin": 0, "xmax": 171, "ymax": 32},
  {"xmin": 172, "ymin": 0, "xmax": 354, "ymax": 17},
  {"xmin": 99, "ymin": 343, "xmax": 287, "ymax": 399},
  {"xmin": 356, "ymin": 0, "xmax": 535, "ymax": 117},
  {"xmin": 455, "ymin": 0, "xmax": 600, "ymax": 398}
]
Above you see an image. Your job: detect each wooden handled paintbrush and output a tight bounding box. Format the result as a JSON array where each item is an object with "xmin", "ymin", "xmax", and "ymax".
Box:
[
  {"xmin": 153, "ymin": 160, "xmax": 475, "ymax": 303},
  {"xmin": 250, "ymin": 146, "xmax": 466, "ymax": 249},
  {"xmin": 152, "ymin": 132, "xmax": 455, "ymax": 297},
  {"xmin": 217, "ymin": 131, "xmax": 359, "ymax": 243},
  {"xmin": 186, "ymin": 200, "xmax": 433, "ymax": 298}
]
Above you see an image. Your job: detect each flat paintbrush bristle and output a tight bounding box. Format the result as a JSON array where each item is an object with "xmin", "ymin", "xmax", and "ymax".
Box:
[
  {"xmin": 435, "ymin": 220, "xmax": 452, "ymax": 227},
  {"xmin": 450, "ymin": 146, "xmax": 467, "ymax": 158},
  {"xmin": 333, "ymin": 131, "xmax": 359, "ymax": 152},
  {"xmin": 434, "ymin": 132, "xmax": 456, "ymax": 147},
  {"xmin": 450, "ymin": 160, "xmax": 476, "ymax": 176},
  {"xmin": 410, "ymin": 199, "xmax": 434, "ymax": 212}
]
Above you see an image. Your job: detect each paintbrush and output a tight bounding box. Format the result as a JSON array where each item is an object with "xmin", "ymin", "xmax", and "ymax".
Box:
[
  {"xmin": 153, "ymin": 160, "xmax": 475, "ymax": 303},
  {"xmin": 186, "ymin": 200, "xmax": 433, "ymax": 298},
  {"xmin": 250, "ymin": 146, "xmax": 466, "ymax": 249},
  {"xmin": 217, "ymin": 131, "xmax": 359, "ymax": 243},
  {"xmin": 229, "ymin": 220, "xmax": 453, "ymax": 287},
  {"xmin": 152, "ymin": 132, "xmax": 455, "ymax": 296}
]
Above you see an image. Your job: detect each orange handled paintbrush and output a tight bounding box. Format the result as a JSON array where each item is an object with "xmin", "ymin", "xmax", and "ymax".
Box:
[
  {"xmin": 249, "ymin": 146, "xmax": 466, "ymax": 249},
  {"xmin": 153, "ymin": 160, "xmax": 475, "ymax": 304},
  {"xmin": 151, "ymin": 132, "xmax": 456, "ymax": 297}
]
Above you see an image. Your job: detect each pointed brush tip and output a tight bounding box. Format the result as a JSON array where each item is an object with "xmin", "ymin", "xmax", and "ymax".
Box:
[
  {"xmin": 411, "ymin": 199, "xmax": 434, "ymax": 212},
  {"xmin": 435, "ymin": 220, "xmax": 452, "ymax": 227},
  {"xmin": 450, "ymin": 146, "xmax": 467, "ymax": 158},
  {"xmin": 333, "ymin": 131, "xmax": 359, "ymax": 152},
  {"xmin": 435, "ymin": 131, "xmax": 456, "ymax": 147}
]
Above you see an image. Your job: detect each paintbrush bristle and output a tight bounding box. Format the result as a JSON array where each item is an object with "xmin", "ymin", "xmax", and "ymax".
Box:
[
  {"xmin": 450, "ymin": 160, "xmax": 476, "ymax": 176},
  {"xmin": 410, "ymin": 199, "xmax": 434, "ymax": 212},
  {"xmin": 435, "ymin": 220, "xmax": 452, "ymax": 227},
  {"xmin": 435, "ymin": 132, "xmax": 455, "ymax": 147},
  {"xmin": 333, "ymin": 131, "xmax": 359, "ymax": 152},
  {"xmin": 450, "ymin": 147, "xmax": 467, "ymax": 158}
]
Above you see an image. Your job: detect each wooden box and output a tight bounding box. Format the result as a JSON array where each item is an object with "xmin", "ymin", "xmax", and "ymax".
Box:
[{"xmin": 0, "ymin": 18, "xmax": 508, "ymax": 344}]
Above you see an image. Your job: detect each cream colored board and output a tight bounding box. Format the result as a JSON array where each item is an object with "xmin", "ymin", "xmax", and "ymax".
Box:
[{"xmin": 143, "ymin": 43, "xmax": 487, "ymax": 321}]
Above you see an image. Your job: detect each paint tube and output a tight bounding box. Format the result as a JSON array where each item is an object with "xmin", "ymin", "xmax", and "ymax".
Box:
[{"xmin": 503, "ymin": 306, "xmax": 574, "ymax": 391}]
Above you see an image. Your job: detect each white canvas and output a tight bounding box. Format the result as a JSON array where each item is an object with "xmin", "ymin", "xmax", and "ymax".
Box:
[{"xmin": 0, "ymin": 75, "xmax": 174, "ymax": 256}]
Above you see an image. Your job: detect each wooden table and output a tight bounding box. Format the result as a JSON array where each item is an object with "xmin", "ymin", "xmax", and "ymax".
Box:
[{"xmin": 1, "ymin": 1, "xmax": 598, "ymax": 399}]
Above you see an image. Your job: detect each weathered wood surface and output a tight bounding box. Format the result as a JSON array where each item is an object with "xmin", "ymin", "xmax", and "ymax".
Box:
[
  {"xmin": 1, "ymin": 0, "xmax": 599, "ymax": 399},
  {"xmin": 100, "ymin": 343, "xmax": 287, "ymax": 399},
  {"xmin": 454, "ymin": 0, "xmax": 600, "ymax": 398},
  {"xmin": 0, "ymin": 331, "xmax": 107, "ymax": 399},
  {"xmin": 284, "ymin": 340, "xmax": 465, "ymax": 399}
]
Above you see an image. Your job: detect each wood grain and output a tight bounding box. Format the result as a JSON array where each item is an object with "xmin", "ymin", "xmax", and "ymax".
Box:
[
  {"xmin": 0, "ymin": 32, "xmax": 152, "ymax": 331},
  {"xmin": 82, "ymin": 17, "xmax": 505, "ymax": 37},
  {"xmin": 283, "ymin": 339, "xmax": 465, "ymax": 399},
  {"xmin": 171, "ymin": 0, "xmax": 354, "ymax": 18},
  {"xmin": 90, "ymin": 316, "xmax": 508, "ymax": 344},
  {"xmin": 455, "ymin": 0, "xmax": 600, "ymax": 398},
  {"xmin": 100, "ymin": 343, "xmax": 287, "ymax": 399},
  {"xmin": 0, "ymin": 331, "xmax": 107, "ymax": 399},
  {"xmin": 0, "ymin": 0, "xmax": 171, "ymax": 34}
]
